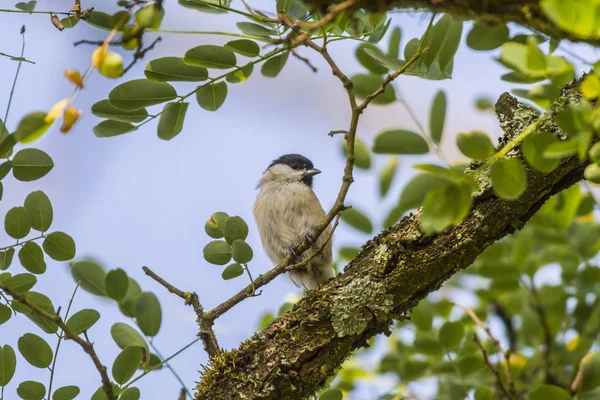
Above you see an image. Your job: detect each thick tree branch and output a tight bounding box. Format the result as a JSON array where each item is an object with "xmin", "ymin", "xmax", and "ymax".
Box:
[
  {"xmin": 195, "ymin": 77, "xmax": 587, "ymax": 399},
  {"xmin": 309, "ymin": 0, "xmax": 599, "ymax": 46}
]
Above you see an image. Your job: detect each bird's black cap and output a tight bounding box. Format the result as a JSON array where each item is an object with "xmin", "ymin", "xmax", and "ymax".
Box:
[{"xmin": 267, "ymin": 154, "xmax": 317, "ymax": 187}]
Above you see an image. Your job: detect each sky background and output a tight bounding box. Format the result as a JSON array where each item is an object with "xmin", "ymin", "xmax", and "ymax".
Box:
[{"xmin": 0, "ymin": 1, "xmax": 596, "ymax": 399}]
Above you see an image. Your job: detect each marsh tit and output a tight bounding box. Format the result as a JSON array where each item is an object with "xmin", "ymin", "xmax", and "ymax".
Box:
[{"xmin": 253, "ymin": 154, "xmax": 334, "ymax": 290}]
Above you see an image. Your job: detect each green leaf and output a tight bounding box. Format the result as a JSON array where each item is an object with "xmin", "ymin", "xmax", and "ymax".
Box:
[
  {"xmin": 91, "ymin": 100, "xmax": 148, "ymax": 123},
  {"xmin": 224, "ymin": 39, "xmax": 260, "ymax": 57},
  {"xmin": 0, "ymin": 304, "xmax": 11, "ymax": 324},
  {"xmin": 184, "ymin": 45, "xmax": 237, "ymax": 69},
  {"xmin": 59, "ymin": 16, "xmax": 79, "ymax": 29},
  {"xmin": 474, "ymin": 386, "xmax": 493, "ymax": 400},
  {"xmin": 232, "ymin": 240, "xmax": 253, "ymax": 263},
  {"xmin": 226, "ymin": 64, "xmax": 253, "ymax": 84},
  {"xmin": 43, "ymin": 232, "xmax": 76, "ymax": 261},
  {"xmin": 414, "ymin": 338, "xmax": 443, "ymax": 356},
  {"xmin": 581, "ymin": 353, "xmax": 600, "ymax": 392},
  {"xmin": 411, "ymin": 302, "xmax": 433, "ymax": 330},
  {"xmin": 467, "ymin": 22, "xmax": 509, "ymax": 50},
  {"xmin": 17, "ymin": 381, "xmax": 45, "ymax": 400},
  {"xmin": 363, "ymin": 48, "xmax": 404, "ymax": 71},
  {"xmin": 373, "ymin": 129, "xmax": 429, "ymax": 154},
  {"xmin": 13, "ymin": 112, "xmax": 51, "ymax": 144},
  {"xmin": 84, "ymin": 11, "xmax": 113, "ymax": 31},
  {"xmin": 203, "ymin": 240, "xmax": 232, "ymax": 265},
  {"xmin": 205, "ymin": 214, "xmax": 225, "ymax": 239},
  {"xmin": 319, "ymin": 389, "xmax": 343, "ymax": 400},
  {"xmin": 5, "ymin": 206, "xmax": 31, "ymax": 239},
  {"xmin": 17, "ymin": 333, "xmax": 52, "ymax": 368},
  {"xmin": 338, "ymin": 246, "xmax": 360, "ymax": 261},
  {"xmin": 340, "ymin": 208, "xmax": 373, "ymax": 234},
  {"xmin": 108, "ymin": 79, "xmax": 177, "ymax": 111},
  {"xmin": 528, "ymin": 384, "xmax": 571, "ymax": 400},
  {"xmin": 65, "ymin": 309, "xmax": 100, "ymax": 335},
  {"xmin": 387, "ymin": 26, "xmax": 401, "ymax": 59},
  {"xmin": 0, "ymin": 248, "xmax": 14, "ymax": 271},
  {"xmin": 93, "ymin": 120, "xmax": 137, "ymax": 138},
  {"xmin": 342, "ymin": 138, "xmax": 371, "ymax": 169},
  {"xmin": 438, "ymin": 321, "xmax": 465, "ymax": 350},
  {"xmin": 522, "ymin": 132, "xmax": 560, "ymax": 173},
  {"xmin": 5, "ymin": 273, "xmax": 36, "ymax": 293},
  {"xmin": 12, "ymin": 148, "xmax": 54, "ymax": 182},
  {"xmin": 224, "ymin": 216, "xmax": 249, "ymax": 244},
  {"xmin": 421, "ymin": 180, "xmax": 474, "ymax": 233},
  {"xmin": 118, "ymin": 278, "xmax": 142, "ymax": 318},
  {"xmin": 112, "ymin": 346, "xmax": 143, "ymax": 384},
  {"xmin": 24, "ymin": 191, "xmax": 53, "ymax": 232},
  {"xmin": 222, "ymin": 263, "xmax": 244, "ymax": 280},
  {"xmin": 119, "ymin": 387, "xmax": 141, "ymax": 400},
  {"xmin": 110, "ymin": 322, "xmax": 149, "ymax": 353},
  {"xmin": 540, "ymin": 0, "xmax": 600, "ymax": 40},
  {"xmin": 236, "ymin": 22, "xmax": 276, "ymax": 37},
  {"xmin": 543, "ymin": 139, "xmax": 579, "ymax": 159},
  {"xmin": 70, "ymin": 259, "xmax": 106, "ymax": 296},
  {"xmin": 0, "ymin": 345, "xmax": 16, "ymax": 386},
  {"xmin": 456, "ymin": 131, "xmax": 496, "ymax": 160},
  {"xmin": 526, "ymin": 36, "xmax": 546, "ymax": 72},
  {"xmin": 105, "ymin": 268, "xmax": 129, "ymax": 301},
  {"xmin": 587, "ymin": 164, "xmax": 600, "ymax": 184},
  {"xmin": 457, "ymin": 354, "xmax": 484, "ymax": 376},
  {"xmin": 430, "ymin": 90, "xmax": 446, "ymax": 144},
  {"xmin": 0, "ymin": 160, "xmax": 13, "ymax": 180},
  {"xmin": 136, "ymin": 292, "xmax": 162, "ymax": 336},
  {"xmin": 398, "ymin": 173, "xmax": 446, "ymax": 212},
  {"xmin": 157, "ymin": 102, "xmax": 188, "ymax": 141},
  {"xmin": 144, "ymin": 57, "xmax": 208, "ymax": 82},
  {"xmin": 196, "ymin": 82, "xmax": 228, "ymax": 111},
  {"xmin": 351, "ymin": 74, "xmax": 396, "ymax": 105},
  {"xmin": 261, "ymin": 52, "xmax": 289, "ymax": 78},
  {"xmin": 490, "ymin": 158, "xmax": 527, "ymax": 200},
  {"xmin": 12, "ymin": 292, "xmax": 57, "ymax": 334},
  {"xmin": 15, "ymin": 1, "xmax": 37, "ymax": 12},
  {"xmin": 379, "ymin": 157, "xmax": 398, "ymax": 197},
  {"xmin": 355, "ymin": 43, "xmax": 388, "ymax": 74},
  {"xmin": 52, "ymin": 386, "xmax": 80, "ymax": 400},
  {"xmin": 18, "ymin": 243, "xmax": 46, "ymax": 274}
]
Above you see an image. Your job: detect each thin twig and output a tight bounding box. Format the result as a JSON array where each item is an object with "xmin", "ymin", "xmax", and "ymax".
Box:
[
  {"xmin": 291, "ymin": 49, "xmax": 317, "ymax": 72},
  {"xmin": 122, "ymin": 36, "xmax": 162, "ymax": 75},
  {"xmin": 142, "ymin": 266, "xmax": 220, "ymax": 358},
  {"xmin": 149, "ymin": 343, "xmax": 193, "ymax": 399},
  {"xmin": 473, "ymin": 333, "xmax": 514, "ymax": 400},
  {"xmin": 0, "ymin": 283, "xmax": 115, "ymax": 399},
  {"xmin": 491, "ymin": 302, "xmax": 517, "ymax": 351},
  {"xmin": 3, "ymin": 26, "xmax": 26, "ymax": 139},
  {"xmin": 528, "ymin": 279, "xmax": 557, "ymax": 384}
]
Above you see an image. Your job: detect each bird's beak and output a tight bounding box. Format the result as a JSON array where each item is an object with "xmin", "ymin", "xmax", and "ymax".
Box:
[{"xmin": 304, "ymin": 168, "xmax": 321, "ymax": 177}]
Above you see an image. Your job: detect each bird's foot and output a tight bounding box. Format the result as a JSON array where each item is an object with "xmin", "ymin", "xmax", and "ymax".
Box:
[
  {"xmin": 305, "ymin": 232, "xmax": 316, "ymax": 247},
  {"xmin": 289, "ymin": 245, "xmax": 301, "ymax": 260}
]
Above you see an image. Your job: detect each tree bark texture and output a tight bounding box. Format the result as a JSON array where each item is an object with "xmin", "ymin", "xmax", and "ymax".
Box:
[{"xmin": 195, "ymin": 77, "xmax": 587, "ymax": 399}]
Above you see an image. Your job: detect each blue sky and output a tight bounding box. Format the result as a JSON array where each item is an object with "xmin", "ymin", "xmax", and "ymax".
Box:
[{"xmin": 0, "ymin": 1, "xmax": 595, "ymax": 399}]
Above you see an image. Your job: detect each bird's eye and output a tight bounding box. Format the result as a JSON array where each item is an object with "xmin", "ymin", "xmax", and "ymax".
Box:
[{"xmin": 291, "ymin": 163, "xmax": 298, "ymax": 169}]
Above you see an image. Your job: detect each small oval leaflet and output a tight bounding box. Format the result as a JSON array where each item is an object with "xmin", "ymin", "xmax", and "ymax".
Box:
[
  {"xmin": 105, "ymin": 268, "xmax": 129, "ymax": 301},
  {"xmin": 340, "ymin": 208, "xmax": 373, "ymax": 234},
  {"xmin": 0, "ymin": 344, "xmax": 16, "ymax": 386},
  {"xmin": 0, "ymin": 304, "xmax": 11, "ymax": 324},
  {"xmin": 529, "ymin": 384, "xmax": 571, "ymax": 400},
  {"xmin": 43, "ymin": 231, "xmax": 76, "ymax": 261},
  {"xmin": 222, "ymin": 263, "xmax": 244, "ymax": 280},
  {"xmin": 108, "ymin": 79, "xmax": 177, "ymax": 111},
  {"xmin": 52, "ymin": 385, "xmax": 80, "ymax": 400},
  {"xmin": 12, "ymin": 148, "xmax": 54, "ymax": 182},
  {"xmin": 5, "ymin": 206, "xmax": 32, "ymax": 239},
  {"xmin": 70, "ymin": 259, "xmax": 106, "ymax": 296},
  {"xmin": 0, "ymin": 248, "xmax": 15, "ymax": 271},
  {"xmin": 119, "ymin": 387, "xmax": 141, "ymax": 400},
  {"xmin": 456, "ymin": 130, "xmax": 496, "ymax": 161},
  {"xmin": 490, "ymin": 158, "xmax": 527, "ymax": 200},
  {"xmin": 203, "ymin": 240, "xmax": 232, "ymax": 265},
  {"xmin": 467, "ymin": 21, "xmax": 509, "ymax": 51},
  {"xmin": 66, "ymin": 309, "xmax": 101, "ymax": 335},
  {"xmin": 136, "ymin": 292, "xmax": 162, "ymax": 337},
  {"xmin": 438, "ymin": 321, "xmax": 465, "ymax": 350},
  {"xmin": 110, "ymin": 322, "xmax": 149, "ymax": 353},
  {"xmin": 93, "ymin": 120, "xmax": 137, "ymax": 138},
  {"xmin": 236, "ymin": 22, "xmax": 276, "ymax": 37},
  {"xmin": 184, "ymin": 45, "xmax": 237, "ymax": 69},
  {"xmin": 373, "ymin": 129, "xmax": 429, "ymax": 155},
  {"xmin": 112, "ymin": 346, "xmax": 143, "ymax": 385},
  {"xmin": 5, "ymin": 273, "xmax": 37, "ymax": 293},
  {"xmin": 232, "ymin": 240, "xmax": 253, "ymax": 264},
  {"xmin": 351, "ymin": 74, "xmax": 396, "ymax": 105},
  {"xmin": 145, "ymin": 57, "xmax": 209, "ymax": 82},
  {"xmin": 18, "ymin": 242, "xmax": 46, "ymax": 274},
  {"xmin": 157, "ymin": 102, "xmax": 189, "ymax": 141},
  {"xmin": 261, "ymin": 52, "xmax": 289, "ymax": 78},
  {"xmin": 16, "ymin": 380, "xmax": 46, "ymax": 400},
  {"xmin": 413, "ymin": 337, "xmax": 443, "ymax": 356},
  {"xmin": 18, "ymin": 333, "xmax": 53, "ymax": 369},
  {"xmin": 91, "ymin": 100, "xmax": 148, "ymax": 123},
  {"xmin": 429, "ymin": 90, "xmax": 447, "ymax": 144},
  {"xmin": 379, "ymin": 157, "xmax": 398, "ymax": 197},
  {"xmin": 24, "ymin": 191, "xmax": 53, "ymax": 232},
  {"xmin": 319, "ymin": 389, "xmax": 343, "ymax": 400},
  {"xmin": 224, "ymin": 216, "xmax": 249, "ymax": 244},
  {"xmin": 196, "ymin": 82, "xmax": 228, "ymax": 112},
  {"xmin": 342, "ymin": 138, "xmax": 371, "ymax": 170},
  {"xmin": 224, "ymin": 39, "xmax": 260, "ymax": 57},
  {"xmin": 355, "ymin": 43, "xmax": 388, "ymax": 75}
]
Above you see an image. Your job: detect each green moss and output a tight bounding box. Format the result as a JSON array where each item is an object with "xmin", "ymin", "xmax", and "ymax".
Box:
[{"xmin": 330, "ymin": 276, "xmax": 393, "ymax": 337}]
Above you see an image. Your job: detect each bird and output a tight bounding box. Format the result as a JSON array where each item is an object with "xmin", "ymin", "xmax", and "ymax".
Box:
[{"xmin": 253, "ymin": 154, "xmax": 334, "ymax": 290}]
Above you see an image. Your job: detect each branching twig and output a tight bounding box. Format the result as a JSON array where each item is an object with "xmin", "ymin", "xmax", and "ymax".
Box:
[
  {"xmin": 3, "ymin": 26, "xmax": 26, "ymax": 139},
  {"xmin": 491, "ymin": 301, "xmax": 517, "ymax": 351},
  {"xmin": 0, "ymin": 283, "xmax": 115, "ymax": 400},
  {"xmin": 123, "ymin": 36, "xmax": 162, "ymax": 75},
  {"xmin": 291, "ymin": 49, "xmax": 317, "ymax": 72},
  {"xmin": 528, "ymin": 279, "xmax": 558, "ymax": 384},
  {"xmin": 473, "ymin": 333, "xmax": 514, "ymax": 400},
  {"xmin": 142, "ymin": 266, "xmax": 220, "ymax": 358}
]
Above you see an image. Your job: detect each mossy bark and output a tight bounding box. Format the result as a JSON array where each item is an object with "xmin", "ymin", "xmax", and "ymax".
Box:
[{"xmin": 196, "ymin": 79, "xmax": 587, "ymax": 399}]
